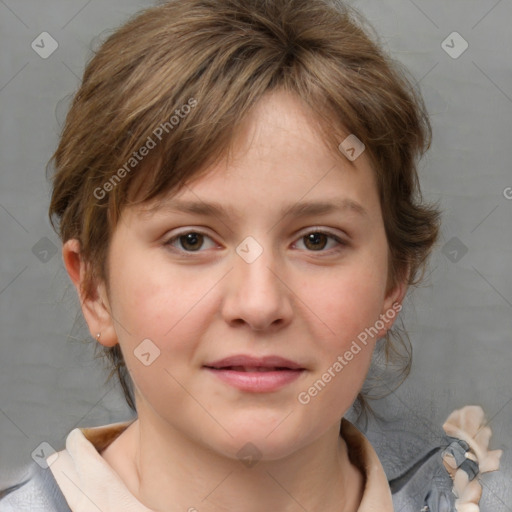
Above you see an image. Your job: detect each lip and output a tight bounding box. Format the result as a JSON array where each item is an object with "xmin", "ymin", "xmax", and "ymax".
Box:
[
  {"xmin": 204, "ymin": 354, "xmax": 304, "ymax": 370},
  {"xmin": 204, "ymin": 367, "xmax": 305, "ymax": 392},
  {"xmin": 203, "ymin": 354, "xmax": 306, "ymax": 393}
]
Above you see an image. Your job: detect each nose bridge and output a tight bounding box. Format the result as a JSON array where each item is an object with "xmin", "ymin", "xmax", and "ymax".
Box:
[
  {"xmin": 236, "ymin": 237, "xmax": 282, "ymax": 300},
  {"xmin": 240, "ymin": 244, "xmax": 278, "ymax": 291},
  {"xmin": 222, "ymin": 235, "xmax": 292, "ymax": 330}
]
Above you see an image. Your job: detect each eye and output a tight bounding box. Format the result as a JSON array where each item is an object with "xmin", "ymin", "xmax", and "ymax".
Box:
[
  {"xmin": 163, "ymin": 228, "xmax": 348, "ymax": 255},
  {"xmin": 294, "ymin": 230, "xmax": 347, "ymax": 253},
  {"xmin": 164, "ymin": 230, "xmax": 217, "ymax": 253}
]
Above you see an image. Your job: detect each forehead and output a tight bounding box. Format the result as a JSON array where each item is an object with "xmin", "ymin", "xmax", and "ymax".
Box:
[{"xmin": 129, "ymin": 89, "xmax": 380, "ymax": 225}]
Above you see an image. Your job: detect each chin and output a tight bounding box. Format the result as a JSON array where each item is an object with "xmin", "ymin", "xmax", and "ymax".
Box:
[{"xmin": 209, "ymin": 422, "xmax": 312, "ymax": 464}]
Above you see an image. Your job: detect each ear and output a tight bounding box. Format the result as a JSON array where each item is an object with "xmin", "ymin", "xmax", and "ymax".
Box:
[
  {"xmin": 62, "ymin": 239, "xmax": 118, "ymax": 347},
  {"xmin": 376, "ymin": 276, "xmax": 408, "ymax": 339}
]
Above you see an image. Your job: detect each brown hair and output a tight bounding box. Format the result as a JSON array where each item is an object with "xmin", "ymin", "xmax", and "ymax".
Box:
[{"xmin": 48, "ymin": 0, "xmax": 440, "ymax": 417}]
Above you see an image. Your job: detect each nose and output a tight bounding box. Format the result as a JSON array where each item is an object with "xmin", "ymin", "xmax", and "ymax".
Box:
[{"xmin": 220, "ymin": 243, "xmax": 293, "ymax": 332}]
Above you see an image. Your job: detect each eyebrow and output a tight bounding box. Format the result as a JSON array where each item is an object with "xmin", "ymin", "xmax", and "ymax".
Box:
[{"xmin": 149, "ymin": 198, "xmax": 368, "ymax": 221}]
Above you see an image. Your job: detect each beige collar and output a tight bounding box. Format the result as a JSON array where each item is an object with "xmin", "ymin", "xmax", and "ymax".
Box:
[
  {"xmin": 48, "ymin": 418, "xmax": 393, "ymax": 511},
  {"xmin": 340, "ymin": 419, "xmax": 394, "ymax": 511}
]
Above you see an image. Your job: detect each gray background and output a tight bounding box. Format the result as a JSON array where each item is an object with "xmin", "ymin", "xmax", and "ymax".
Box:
[{"xmin": 1, "ymin": 0, "xmax": 511, "ymax": 509}]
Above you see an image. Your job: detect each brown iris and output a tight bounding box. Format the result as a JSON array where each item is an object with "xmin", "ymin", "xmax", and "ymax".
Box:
[
  {"xmin": 303, "ymin": 232, "xmax": 328, "ymax": 251},
  {"xmin": 179, "ymin": 233, "xmax": 204, "ymax": 251}
]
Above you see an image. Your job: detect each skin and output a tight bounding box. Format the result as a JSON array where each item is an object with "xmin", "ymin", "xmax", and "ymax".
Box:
[{"xmin": 63, "ymin": 89, "xmax": 407, "ymax": 512}]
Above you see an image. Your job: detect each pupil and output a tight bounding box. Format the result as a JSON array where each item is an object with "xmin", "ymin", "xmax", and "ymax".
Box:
[
  {"xmin": 179, "ymin": 233, "xmax": 327, "ymax": 251},
  {"xmin": 305, "ymin": 233, "xmax": 327, "ymax": 250},
  {"xmin": 181, "ymin": 233, "xmax": 202, "ymax": 251}
]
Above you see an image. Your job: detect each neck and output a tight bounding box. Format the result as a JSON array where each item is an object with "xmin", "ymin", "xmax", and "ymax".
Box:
[{"xmin": 104, "ymin": 404, "xmax": 364, "ymax": 512}]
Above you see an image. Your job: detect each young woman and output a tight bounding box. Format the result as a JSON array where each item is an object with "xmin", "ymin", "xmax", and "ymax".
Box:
[{"xmin": 0, "ymin": 1, "xmax": 502, "ymax": 510}]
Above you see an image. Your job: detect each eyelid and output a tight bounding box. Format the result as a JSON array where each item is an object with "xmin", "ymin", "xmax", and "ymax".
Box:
[
  {"xmin": 163, "ymin": 226, "xmax": 349, "ymax": 255},
  {"xmin": 292, "ymin": 227, "xmax": 349, "ymax": 252},
  {"xmin": 294, "ymin": 226, "xmax": 348, "ymax": 240},
  {"xmin": 163, "ymin": 228, "xmax": 219, "ymax": 253}
]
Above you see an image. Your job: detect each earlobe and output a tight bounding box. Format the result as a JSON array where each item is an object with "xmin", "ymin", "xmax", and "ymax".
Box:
[{"xmin": 62, "ymin": 239, "xmax": 118, "ymax": 347}]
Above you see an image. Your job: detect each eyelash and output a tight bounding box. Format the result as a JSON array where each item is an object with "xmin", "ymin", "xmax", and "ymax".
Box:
[{"xmin": 163, "ymin": 229, "xmax": 348, "ymax": 256}]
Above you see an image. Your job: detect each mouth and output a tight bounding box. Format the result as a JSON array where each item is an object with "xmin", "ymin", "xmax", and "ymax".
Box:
[
  {"xmin": 204, "ymin": 354, "xmax": 305, "ymax": 371},
  {"xmin": 204, "ymin": 365, "xmax": 301, "ymax": 372},
  {"xmin": 203, "ymin": 364, "xmax": 305, "ymax": 392}
]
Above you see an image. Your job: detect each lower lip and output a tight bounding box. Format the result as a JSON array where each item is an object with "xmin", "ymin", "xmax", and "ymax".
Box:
[{"xmin": 204, "ymin": 367, "xmax": 304, "ymax": 392}]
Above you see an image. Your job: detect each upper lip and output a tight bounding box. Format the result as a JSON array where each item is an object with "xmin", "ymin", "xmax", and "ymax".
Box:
[{"xmin": 204, "ymin": 354, "xmax": 305, "ymax": 370}]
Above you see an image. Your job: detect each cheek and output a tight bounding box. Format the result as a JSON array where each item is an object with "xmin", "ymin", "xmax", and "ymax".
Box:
[
  {"xmin": 318, "ymin": 262, "xmax": 388, "ymax": 341},
  {"xmin": 108, "ymin": 261, "xmax": 203, "ymax": 410},
  {"xmin": 109, "ymin": 251, "xmax": 200, "ymax": 338},
  {"xmin": 107, "ymin": 253, "xmax": 222, "ymax": 391},
  {"xmin": 300, "ymin": 256, "xmax": 389, "ymax": 408},
  {"xmin": 296, "ymin": 329, "xmax": 375, "ymax": 435},
  {"xmin": 299, "ymin": 286, "xmax": 380, "ymax": 425}
]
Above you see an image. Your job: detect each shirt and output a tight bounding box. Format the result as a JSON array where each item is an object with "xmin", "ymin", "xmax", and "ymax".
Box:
[
  {"xmin": 45, "ymin": 418, "xmax": 394, "ymax": 512},
  {"xmin": 0, "ymin": 405, "xmax": 501, "ymax": 512}
]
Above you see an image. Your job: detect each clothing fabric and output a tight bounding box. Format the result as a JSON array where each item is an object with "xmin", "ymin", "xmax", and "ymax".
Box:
[
  {"xmin": 0, "ymin": 406, "xmax": 502, "ymax": 511},
  {"xmin": 1, "ymin": 418, "xmax": 392, "ymax": 512}
]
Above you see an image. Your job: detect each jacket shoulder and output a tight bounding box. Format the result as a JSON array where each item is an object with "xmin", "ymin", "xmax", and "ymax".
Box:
[
  {"xmin": 0, "ymin": 461, "xmax": 71, "ymax": 512},
  {"xmin": 356, "ymin": 404, "xmax": 505, "ymax": 512}
]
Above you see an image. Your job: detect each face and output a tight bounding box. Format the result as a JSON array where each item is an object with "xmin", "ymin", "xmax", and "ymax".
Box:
[{"xmin": 73, "ymin": 89, "xmax": 405, "ymax": 461}]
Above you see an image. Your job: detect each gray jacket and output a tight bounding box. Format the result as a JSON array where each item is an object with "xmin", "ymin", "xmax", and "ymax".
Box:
[{"xmin": 0, "ymin": 422, "xmax": 499, "ymax": 511}]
